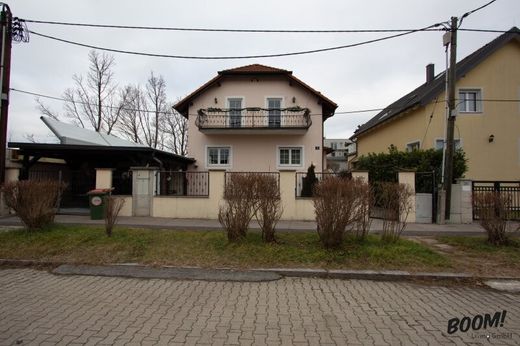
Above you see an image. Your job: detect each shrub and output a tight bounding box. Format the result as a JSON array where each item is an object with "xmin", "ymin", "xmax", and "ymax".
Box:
[
  {"xmin": 313, "ymin": 177, "xmax": 370, "ymax": 248},
  {"xmin": 255, "ymin": 175, "xmax": 283, "ymax": 243},
  {"xmin": 350, "ymin": 179, "xmax": 373, "ymax": 240},
  {"xmin": 355, "ymin": 146, "xmax": 467, "ymax": 188},
  {"xmin": 301, "ymin": 164, "xmax": 318, "ymax": 197},
  {"xmin": 377, "ymin": 182, "xmax": 413, "ymax": 243},
  {"xmin": 474, "ymin": 192, "xmax": 510, "ymax": 245},
  {"xmin": 2, "ymin": 180, "xmax": 66, "ymax": 230},
  {"xmin": 218, "ymin": 174, "xmax": 258, "ymax": 242},
  {"xmin": 105, "ymin": 196, "xmax": 125, "ymax": 237}
]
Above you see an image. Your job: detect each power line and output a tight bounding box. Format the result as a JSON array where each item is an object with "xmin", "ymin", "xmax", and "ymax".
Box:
[
  {"xmin": 11, "ymin": 88, "xmax": 520, "ymax": 118},
  {"xmin": 10, "ymin": 88, "xmax": 173, "ymax": 115},
  {"xmin": 459, "ymin": 0, "xmax": 498, "ymax": 28},
  {"xmin": 21, "ymin": 18, "xmax": 445, "ymax": 34},
  {"xmin": 28, "ymin": 24, "xmax": 442, "ymax": 60}
]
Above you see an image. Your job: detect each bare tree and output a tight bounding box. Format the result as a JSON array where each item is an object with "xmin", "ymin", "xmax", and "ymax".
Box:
[
  {"xmin": 146, "ymin": 72, "xmax": 167, "ymax": 149},
  {"xmin": 38, "ymin": 50, "xmax": 121, "ymax": 134},
  {"xmin": 162, "ymin": 103, "xmax": 188, "ymax": 156}
]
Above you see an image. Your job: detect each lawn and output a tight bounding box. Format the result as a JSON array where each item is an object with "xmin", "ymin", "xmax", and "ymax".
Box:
[
  {"xmin": 0, "ymin": 225, "xmax": 450, "ymax": 272},
  {"xmin": 436, "ymin": 235, "xmax": 520, "ymax": 277}
]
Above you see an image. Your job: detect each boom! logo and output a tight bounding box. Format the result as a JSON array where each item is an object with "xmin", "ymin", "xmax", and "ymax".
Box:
[{"xmin": 447, "ymin": 310, "xmax": 507, "ymax": 334}]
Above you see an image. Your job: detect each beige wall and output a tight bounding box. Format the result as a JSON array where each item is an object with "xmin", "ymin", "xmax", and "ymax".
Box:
[
  {"xmin": 187, "ymin": 76, "xmax": 326, "ymax": 173},
  {"xmin": 356, "ymin": 41, "xmax": 520, "ymax": 181}
]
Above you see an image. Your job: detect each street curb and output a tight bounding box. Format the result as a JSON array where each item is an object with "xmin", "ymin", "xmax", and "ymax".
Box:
[{"xmin": 1, "ymin": 259, "xmax": 519, "ymax": 283}]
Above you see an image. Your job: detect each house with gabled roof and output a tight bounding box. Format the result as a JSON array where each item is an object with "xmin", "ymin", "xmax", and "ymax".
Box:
[
  {"xmin": 174, "ymin": 64, "xmax": 337, "ymax": 172},
  {"xmin": 350, "ymin": 27, "xmax": 520, "ymax": 181}
]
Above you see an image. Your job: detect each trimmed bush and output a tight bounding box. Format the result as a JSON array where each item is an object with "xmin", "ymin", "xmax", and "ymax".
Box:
[
  {"xmin": 2, "ymin": 180, "xmax": 66, "ymax": 230},
  {"xmin": 218, "ymin": 174, "xmax": 258, "ymax": 242},
  {"xmin": 377, "ymin": 182, "xmax": 413, "ymax": 243},
  {"xmin": 313, "ymin": 177, "xmax": 371, "ymax": 248},
  {"xmin": 255, "ymin": 175, "xmax": 283, "ymax": 243},
  {"xmin": 474, "ymin": 192, "xmax": 510, "ymax": 245},
  {"xmin": 105, "ymin": 196, "xmax": 125, "ymax": 237}
]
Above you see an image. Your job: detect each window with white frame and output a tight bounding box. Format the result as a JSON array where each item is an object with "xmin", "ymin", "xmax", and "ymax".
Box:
[
  {"xmin": 458, "ymin": 89, "xmax": 482, "ymax": 113},
  {"xmin": 435, "ymin": 139, "xmax": 461, "ymax": 150},
  {"xmin": 406, "ymin": 141, "xmax": 420, "ymax": 152},
  {"xmin": 228, "ymin": 98, "xmax": 242, "ymax": 128},
  {"xmin": 278, "ymin": 147, "xmax": 302, "ymax": 166},
  {"xmin": 207, "ymin": 147, "xmax": 230, "ymax": 166},
  {"xmin": 267, "ymin": 98, "xmax": 282, "ymax": 127}
]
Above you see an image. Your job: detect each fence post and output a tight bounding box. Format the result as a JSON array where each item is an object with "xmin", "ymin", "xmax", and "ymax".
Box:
[
  {"xmin": 398, "ymin": 171, "xmax": 416, "ymax": 223},
  {"xmin": 95, "ymin": 168, "xmax": 113, "ymax": 189}
]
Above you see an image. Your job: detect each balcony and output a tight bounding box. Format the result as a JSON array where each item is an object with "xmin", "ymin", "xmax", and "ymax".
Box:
[{"xmin": 196, "ymin": 107, "xmax": 311, "ymax": 135}]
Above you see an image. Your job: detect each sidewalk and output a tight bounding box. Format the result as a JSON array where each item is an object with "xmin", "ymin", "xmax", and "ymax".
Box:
[{"xmin": 1, "ymin": 213, "xmax": 516, "ymax": 236}]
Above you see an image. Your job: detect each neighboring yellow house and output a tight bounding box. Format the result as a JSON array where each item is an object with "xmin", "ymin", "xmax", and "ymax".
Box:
[{"xmin": 351, "ymin": 27, "xmax": 520, "ymax": 181}]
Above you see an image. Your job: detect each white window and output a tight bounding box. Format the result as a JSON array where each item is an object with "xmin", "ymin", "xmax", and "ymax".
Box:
[
  {"xmin": 267, "ymin": 98, "xmax": 282, "ymax": 128},
  {"xmin": 406, "ymin": 141, "xmax": 420, "ymax": 152},
  {"xmin": 278, "ymin": 147, "xmax": 302, "ymax": 167},
  {"xmin": 228, "ymin": 98, "xmax": 243, "ymax": 128},
  {"xmin": 435, "ymin": 139, "xmax": 462, "ymax": 150},
  {"xmin": 207, "ymin": 147, "xmax": 231, "ymax": 167},
  {"xmin": 458, "ymin": 89, "xmax": 482, "ymax": 113},
  {"xmin": 331, "ymin": 142, "xmax": 337, "ymax": 149}
]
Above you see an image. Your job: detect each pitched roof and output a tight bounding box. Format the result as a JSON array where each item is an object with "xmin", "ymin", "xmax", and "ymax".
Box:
[
  {"xmin": 218, "ymin": 64, "xmax": 291, "ymax": 75},
  {"xmin": 174, "ymin": 64, "xmax": 337, "ymax": 119},
  {"xmin": 352, "ymin": 27, "xmax": 520, "ymax": 139}
]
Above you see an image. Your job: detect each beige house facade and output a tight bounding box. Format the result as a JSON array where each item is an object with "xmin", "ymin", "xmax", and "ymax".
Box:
[
  {"xmin": 351, "ymin": 27, "xmax": 520, "ymax": 181},
  {"xmin": 174, "ymin": 64, "xmax": 337, "ymax": 173}
]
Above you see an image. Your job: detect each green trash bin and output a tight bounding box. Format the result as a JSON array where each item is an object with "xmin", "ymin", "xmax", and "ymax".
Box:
[{"xmin": 87, "ymin": 189, "xmax": 112, "ymax": 220}]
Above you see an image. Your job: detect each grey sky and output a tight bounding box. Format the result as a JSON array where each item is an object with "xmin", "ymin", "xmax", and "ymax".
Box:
[{"xmin": 6, "ymin": 0, "xmax": 520, "ymax": 143}]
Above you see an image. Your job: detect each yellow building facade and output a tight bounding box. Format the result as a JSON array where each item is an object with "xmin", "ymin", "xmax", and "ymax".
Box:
[{"xmin": 352, "ymin": 29, "xmax": 520, "ymax": 181}]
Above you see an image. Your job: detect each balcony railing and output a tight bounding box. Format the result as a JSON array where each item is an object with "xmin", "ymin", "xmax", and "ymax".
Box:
[{"xmin": 196, "ymin": 107, "xmax": 311, "ymax": 130}]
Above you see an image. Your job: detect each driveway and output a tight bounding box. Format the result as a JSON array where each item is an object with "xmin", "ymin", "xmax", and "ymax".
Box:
[{"xmin": 0, "ymin": 268, "xmax": 518, "ymax": 345}]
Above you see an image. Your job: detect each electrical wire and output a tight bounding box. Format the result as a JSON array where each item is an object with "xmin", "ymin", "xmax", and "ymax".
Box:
[
  {"xmin": 459, "ymin": 0, "xmax": 498, "ymax": 28},
  {"xmin": 21, "ymin": 18, "xmax": 445, "ymax": 34},
  {"xmin": 11, "ymin": 88, "xmax": 520, "ymax": 118},
  {"xmin": 28, "ymin": 23, "xmax": 442, "ymax": 60}
]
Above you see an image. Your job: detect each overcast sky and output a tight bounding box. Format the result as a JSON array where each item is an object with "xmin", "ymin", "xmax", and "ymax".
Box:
[{"xmin": 6, "ymin": 0, "xmax": 520, "ymax": 143}]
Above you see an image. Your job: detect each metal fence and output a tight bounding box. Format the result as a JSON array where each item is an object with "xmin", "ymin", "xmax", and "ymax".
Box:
[
  {"xmin": 295, "ymin": 172, "xmax": 343, "ymax": 197},
  {"xmin": 224, "ymin": 172, "xmax": 280, "ymax": 191},
  {"xmin": 196, "ymin": 108, "xmax": 311, "ymax": 130},
  {"xmin": 472, "ymin": 181, "xmax": 520, "ymax": 220},
  {"xmin": 155, "ymin": 171, "xmax": 209, "ymax": 197}
]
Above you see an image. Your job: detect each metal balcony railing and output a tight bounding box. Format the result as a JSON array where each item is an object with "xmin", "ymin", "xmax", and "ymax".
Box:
[{"xmin": 196, "ymin": 107, "xmax": 311, "ymax": 130}]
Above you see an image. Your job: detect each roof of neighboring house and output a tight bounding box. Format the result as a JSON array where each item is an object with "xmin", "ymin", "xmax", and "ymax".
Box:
[
  {"xmin": 351, "ymin": 27, "xmax": 520, "ymax": 140},
  {"xmin": 174, "ymin": 64, "xmax": 338, "ymax": 119}
]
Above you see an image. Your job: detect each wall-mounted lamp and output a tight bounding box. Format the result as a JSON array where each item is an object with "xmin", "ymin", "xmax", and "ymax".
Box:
[
  {"xmin": 214, "ymin": 97, "xmax": 218, "ymax": 104},
  {"xmin": 292, "ymin": 96, "xmax": 296, "ymax": 104},
  {"xmin": 488, "ymin": 134, "xmax": 495, "ymax": 143}
]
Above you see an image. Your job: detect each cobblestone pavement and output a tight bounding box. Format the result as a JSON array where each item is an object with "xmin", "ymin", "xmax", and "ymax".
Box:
[{"xmin": 0, "ymin": 269, "xmax": 519, "ymax": 345}]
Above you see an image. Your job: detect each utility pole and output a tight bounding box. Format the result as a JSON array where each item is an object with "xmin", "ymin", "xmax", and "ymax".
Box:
[
  {"xmin": 443, "ymin": 16, "xmax": 458, "ymax": 220},
  {"xmin": 0, "ymin": 3, "xmax": 12, "ymax": 184}
]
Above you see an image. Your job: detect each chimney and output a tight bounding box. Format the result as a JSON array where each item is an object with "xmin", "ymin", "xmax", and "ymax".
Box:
[{"xmin": 426, "ymin": 63, "xmax": 435, "ymax": 83}]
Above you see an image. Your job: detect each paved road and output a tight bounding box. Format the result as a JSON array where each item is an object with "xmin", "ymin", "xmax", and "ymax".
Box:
[{"xmin": 0, "ymin": 269, "xmax": 518, "ymax": 345}]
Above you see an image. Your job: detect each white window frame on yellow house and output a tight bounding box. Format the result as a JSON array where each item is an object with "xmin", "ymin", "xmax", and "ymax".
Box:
[
  {"xmin": 277, "ymin": 145, "xmax": 304, "ymax": 170},
  {"xmin": 434, "ymin": 138, "xmax": 462, "ymax": 150},
  {"xmin": 458, "ymin": 88, "xmax": 483, "ymax": 114},
  {"xmin": 205, "ymin": 145, "xmax": 232, "ymax": 169},
  {"xmin": 406, "ymin": 140, "xmax": 421, "ymax": 152}
]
